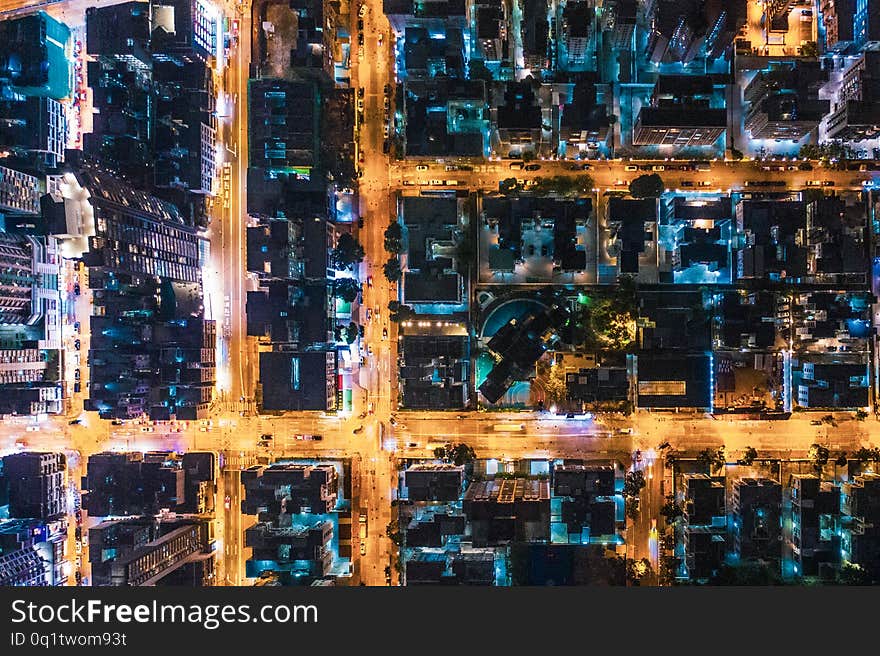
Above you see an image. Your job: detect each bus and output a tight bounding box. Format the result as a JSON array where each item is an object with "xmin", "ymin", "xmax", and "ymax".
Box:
[{"xmin": 493, "ymin": 424, "xmax": 526, "ymax": 432}]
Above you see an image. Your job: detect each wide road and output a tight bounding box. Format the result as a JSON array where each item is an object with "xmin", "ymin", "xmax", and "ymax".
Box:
[
  {"xmin": 350, "ymin": 0, "xmax": 398, "ymax": 586},
  {"xmin": 393, "ymin": 158, "xmax": 878, "ymax": 193}
]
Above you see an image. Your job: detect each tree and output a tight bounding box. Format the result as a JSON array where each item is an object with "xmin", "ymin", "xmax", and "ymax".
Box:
[
  {"xmin": 388, "ymin": 301, "xmax": 415, "ymax": 322},
  {"xmin": 697, "ymin": 446, "xmax": 726, "ymax": 474},
  {"xmin": 331, "ymin": 233, "xmax": 365, "ymax": 270},
  {"xmin": 737, "ymin": 446, "xmax": 758, "ymax": 466},
  {"xmin": 625, "ymin": 496, "xmax": 641, "ymax": 520},
  {"xmin": 730, "ymin": 148, "xmax": 744, "ymax": 161},
  {"xmin": 626, "ymin": 558, "xmax": 654, "ymax": 586},
  {"xmin": 853, "ymin": 447, "xmax": 880, "ymax": 464},
  {"xmin": 434, "ymin": 442, "xmax": 477, "ymax": 466},
  {"xmin": 809, "ymin": 443, "xmax": 830, "ymax": 473},
  {"xmin": 660, "ymin": 496, "xmax": 684, "ymax": 524},
  {"xmin": 659, "ymin": 555, "xmax": 679, "ymax": 586},
  {"xmin": 499, "ymin": 177, "xmax": 521, "ymax": 194},
  {"xmin": 623, "ymin": 469, "xmax": 646, "ymax": 499},
  {"xmin": 468, "ymin": 59, "xmax": 493, "ymax": 82},
  {"xmin": 383, "ymin": 257, "xmax": 402, "ymax": 282},
  {"xmin": 522, "ymin": 150, "xmax": 536, "ymax": 162},
  {"xmin": 332, "ymin": 277, "xmax": 360, "ymax": 303},
  {"xmin": 385, "ymin": 520, "xmax": 402, "ymax": 547},
  {"xmin": 384, "ymin": 222, "xmax": 404, "ymax": 253},
  {"xmin": 336, "ymin": 322, "xmax": 360, "ymax": 343},
  {"xmin": 629, "ymin": 173, "xmax": 664, "ymax": 199},
  {"xmin": 543, "ymin": 362, "xmax": 567, "ymax": 403},
  {"xmin": 800, "ymin": 41, "xmax": 819, "ymax": 58}
]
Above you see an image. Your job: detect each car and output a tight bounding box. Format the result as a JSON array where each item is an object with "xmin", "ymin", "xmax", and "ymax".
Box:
[
  {"xmin": 617, "ymin": 428, "xmax": 633, "ymax": 434},
  {"xmin": 111, "ymin": 419, "xmax": 124, "ymax": 426},
  {"xmin": 25, "ymin": 425, "xmax": 39, "ymax": 432},
  {"xmin": 680, "ymin": 181, "xmax": 694, "ymax": 187},
  {"xmin": 383, "ymin": 140, "xmax": 390, "ymax": 154},
  {"xmin": 624, "ymin": 165, "xmax": 638, "ymax": 171},
  {"xmin": 75, "ymin": 541, "xmax": 82, "ymax": 555},
  {"xmin": 528, "ymin": 244, "xmax": 536, "ymax": 256},
  {"xmin": 384, "ymin": 83, "xmax": 392, "ymax": 95},
  {"xmin": 524, "ymin": 164, "xmax": 541, "ymax": 171},
  {"xmin": 74, "ymin": 339, "xmax": 81, "ymax": 350},
  {"xmin": 382, "ymin": 327, "xmax": 388, "ymax": 340},
  {"xmin": 366, "ymin": 308, "xmax": 372, "ymax": 321},
  {"xmin": 357, "ymin": 98, "xmax": 364, "ymax": 111},
  {"xmin": 74, "ymin": 369, "xmax": 81, "ymax": 381},
  {"xmin": 357, "ymin": 87, "xmax": 364, "ymax": 98},
  {"xmin": 407, "ymin": 442, "xmax": 418, "ymax": 448},
  {"xmin": 140, "ymin": 426, "xmax": 154, "ymax": 432},
  {"xmin": 541, "ymin": 245, "xmax": 549, "ymax": 257},
  {"xmin": 73, "ymin": 284, "xmax": 81, "ymax": 296},
  {"xmin": 68, "ymin": 419, "xmax": 82, "ymax": 425},
  {"xmin": 74, "ymin": 321, "xmax": 81, "ymax": 332},
  {"xmin": 366, "ymin": 275, "xmax": 373, "ymax": 287},
  {"xmin": 311, "ymin": 435, "xmax": 323, "ymax": 441},
  {"xmin": 699, "ymin": 180, "xmax": 713, "ymax": 186},
  {"xmin": 353, "ymin": 426, "xmax": 364, "ymax": 434},
  {"xmin": 383, "ymin": 124, "xmax": 390, "ymax": 138},
  {"xmin": 652, "ymin": 165, "xmax": 665, "ymax": 171},
  {"xmin": 429, "ymin": 179, "xmax": 444, "ymax": 185},
  {"xmin": 374, "ymin": 306, "xmax": 380, "ymax": 318},
  {"xmin": 260, "ymin": 433, "xmax": 273, "ymax": 441},
  {"xmin": 358, "ymin": 33, "xmax": 364, "ymax": 46},
  {"xmin": 357, "ymin": 216, "xmax": 364, "ymax": 228},
  {"xmin": 224, "ymin": 495, "xmax": 231, "ymax": 510},
  {"xmin": 357, "ymin": 18, "xmax": 363, "ymax": 31},
  {"xmin": 358, "ymin": 3, "xmax": 366, "ymax": 16},
  {"xmin": 416, "ymin": 164, "xmax": 429, "ymax": 171},
  {"xmin": 389, "ymin": 416, "xmax": 397, "ymax": 426},
  {"xmin": 822, "ymin": 180, "xmax": 835, "ymax": 186},
  {"xmin": 614, "ymin": 179, "xmax": 627, "ymax": 186},
  {"xmin": 806, "ymin": 180, "xmax": 822, "ymax": 186},
  {"xmin": 509, "ymin": 162, "xmax": 524, "ymax": 170},
  {"xmin": 377, "ymin": 33, "xmax": 383, "ymax": 45},
  {"xmin": 360, "ymin": 542, "xmax": 367, "ymax": 556},
  {"xmin": 383, "ymin": 97, "xmax": 389, "ymax": 110},
  {"xmin": 810, "ymin": 420, "xmax": 823, "ymax": 426},
  {"xmin": 73, "ymin": 382, "xmax": 81, "ymax": 394},
  {"xmin": 445, "ymin": 165, "xmax": 458, "ymax": 171}
]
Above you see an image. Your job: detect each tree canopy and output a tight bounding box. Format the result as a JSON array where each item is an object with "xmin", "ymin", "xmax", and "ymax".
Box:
[
  {"xmin": 629, "ymin": 173, "xmax": 664, "ymax": 199},
  {"xmin": 384, "ymin": 222, "xmax": 404, "ymax": 253},
  {"xmin": 383, "ymin": 257, "xmax": 402, "ymax": 282},
  {"xmin": 332, "ymin": 277, "xmax": 360, "ymax": 302},
  {"xmin": 331, "ymin": 233, "xmax": 365, "ymax": 270}
]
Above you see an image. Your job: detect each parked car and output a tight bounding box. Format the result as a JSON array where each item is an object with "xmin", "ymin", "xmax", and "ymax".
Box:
[
  {"xmin": 382, "ymin": 327, "xmax": 388, "ymax": 340},
  {"xmin": 73, "ymin": 284, "xmax": 81, "ymax": 296},
  {"xmin": 74, "ymin": 339, "xmax": 81, "ymax": 350},
  {"xmin": 74, "ymin": 369, "xmax": 81, "ymax": 380},
  {"xmin": 524, "ymin": 164, "xmax": 541, "ymax": 171}
]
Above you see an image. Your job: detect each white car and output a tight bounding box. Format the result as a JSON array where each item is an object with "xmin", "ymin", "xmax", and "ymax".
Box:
[
  {"xmin": 383, "ymin": 124, "xmax": 390, "ymax": 138},
  {"xmin": 360, "ymin": 541, "xmax": 367, "ymax": 556},
  {"xmin": 358, "ymin": 4, "xmax": 366, "ymax": 17},
  {"xmin": 416, "ymin": 164, "xmax": 428, "ymax": 171}
]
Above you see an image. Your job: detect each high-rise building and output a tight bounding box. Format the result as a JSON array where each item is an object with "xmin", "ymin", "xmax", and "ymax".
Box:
[
  {"xmin": 89, "ymin": 516, "xmax": 214, "ymax": 586},
  {"xmin": 0, "ymin": 518, "xmax": 68, "ymax": 586},
  {"xmin": 732, "ymin": 478, "xmax": 782, "ymax": 564},
  {"xmin": 787, "ymin": 475, "xmax": 841, "ymax": 579},
  {"xmin": 1, "ymin": 452, "xmax": 66, "ymax": 521}
]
